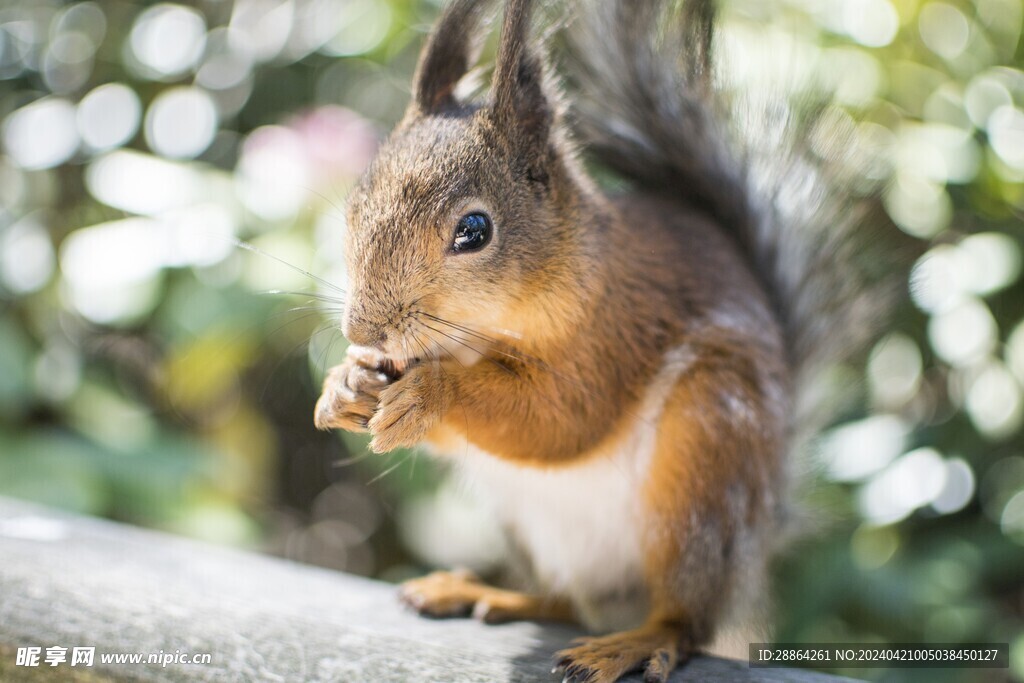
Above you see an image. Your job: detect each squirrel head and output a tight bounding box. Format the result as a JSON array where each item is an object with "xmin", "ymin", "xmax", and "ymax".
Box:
[{"xmin": 341, "ymin": 0, "xmax": 593, "ymax": 364}]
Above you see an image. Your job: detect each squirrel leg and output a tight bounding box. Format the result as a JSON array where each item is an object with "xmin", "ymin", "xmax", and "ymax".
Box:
[
  {"xmin": 399, "ymin": 569, "xmax": 574, "ymax": 624},
  {"xmin": 553, "ymin": 620, "xmax": 688, "ymax": 683},
  {"xmin": 557, "ymin": 343, "xmax": 778, "ymax": 683}
]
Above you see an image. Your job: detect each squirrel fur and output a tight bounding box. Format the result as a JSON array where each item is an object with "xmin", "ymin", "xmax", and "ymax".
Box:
[{"xmin": 314, "ymin": 0, "xmax": 902, "ymax": 680}]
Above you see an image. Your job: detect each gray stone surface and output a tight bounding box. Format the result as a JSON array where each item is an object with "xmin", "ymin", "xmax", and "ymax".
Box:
[{"xmin": 0, "ymin": 496, "xmax": 853, "ymax": 682}]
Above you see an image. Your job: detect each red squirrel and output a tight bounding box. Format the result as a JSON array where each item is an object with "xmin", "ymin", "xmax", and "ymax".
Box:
[{"xmin": 314, "ymin": 0, "xmax": 900, "ymax": 680}]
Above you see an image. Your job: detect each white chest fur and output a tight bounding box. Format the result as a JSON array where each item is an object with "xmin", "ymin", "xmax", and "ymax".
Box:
[{"xmin": 452, "ymin": 346, "xmax": 694, "ymax": 631}]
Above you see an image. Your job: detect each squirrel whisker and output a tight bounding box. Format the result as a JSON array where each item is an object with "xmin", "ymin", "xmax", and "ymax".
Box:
[
  {"xmin": 419, "ymin": 312, "xmax": 510, "ymax": 344},
  {"xmin": 232, "ymin": 238, "xmax": 347, "ymax": 296},
  {"xmin": 257, "ymin": 322, "xmax": 341, "ymax": 409},
  {"xmin": 365, "ymin": 451, "xmax": 417, "ymax": 485},
  {"xmin": 412, "ymin": 323, "xmax": 466, "ymax": 370},
  {"xmin": 280, "ymin": 305, "xmax": 345, "ymax": 315},
  {"xmin": 262, "ymin": 289, "xmax": 348, "ymax": 305},
  {"xmin": 262, "ymin": 311, "xmax": 340, "ymax": 345},
  {"xmin": 411, "ymin": 329, "xmax": 473, "ymax": 459},
  {"xmin": 416, "ymin": 320, "xmax": 515, "ymax": 376},
  {"xmin": 329, "ymin": 449, "xmax": 376, "ymax": 469}
]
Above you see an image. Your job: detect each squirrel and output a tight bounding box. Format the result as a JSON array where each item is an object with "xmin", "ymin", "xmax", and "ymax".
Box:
[{"xmin": 313, "ymin": 0, "xmax": 902, "ymax": 680}]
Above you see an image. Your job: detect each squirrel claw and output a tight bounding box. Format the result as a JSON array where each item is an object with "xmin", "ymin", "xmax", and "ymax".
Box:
[
  {"xmin": 314, "ymin": 359, "xmax": 390, "ymax": 433},
  {"xmin": 553, "ymin": 625, "xmax": 686, "ymax": 683},
  {"xmin": 367, "ymin": 363, "xmax": 447, "ymax": 452}
]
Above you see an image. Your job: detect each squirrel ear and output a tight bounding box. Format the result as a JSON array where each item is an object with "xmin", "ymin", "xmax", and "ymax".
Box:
[
  {"xmin": 411, "ymin": 0, "xmax": 489, "ymax": 114},
  {"xmin": 491, "ymin": 0, "xmax": 552, "ymax": 171}
]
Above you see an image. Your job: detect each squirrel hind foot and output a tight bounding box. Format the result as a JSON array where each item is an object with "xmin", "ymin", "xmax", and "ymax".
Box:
[{"xmin": 554, "ymin": 623, "xmax": 691, "ymax": 683}]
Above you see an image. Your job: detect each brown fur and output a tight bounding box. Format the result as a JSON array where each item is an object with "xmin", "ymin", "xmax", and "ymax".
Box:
[{"xmin": 313, "ymin": 0, "xmax": 872, "ymax": 680}]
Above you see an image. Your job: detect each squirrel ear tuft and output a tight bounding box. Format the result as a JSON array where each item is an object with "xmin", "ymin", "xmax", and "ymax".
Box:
[
  {"xmin": 411, "ymin": 0, "xmax": 489, "ymax": 114},
  {"xmin": 491, "ymin": 0, "xmax": 551, "ymax": 168}
]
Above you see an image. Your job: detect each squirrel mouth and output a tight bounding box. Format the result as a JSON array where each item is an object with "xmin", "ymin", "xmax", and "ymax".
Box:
[
  {"xmin": 347, "ymin": 344, "xmax": 420, "ymax": 380},
  {"xmin": 377, "ymin": 355, "xmax": 419, "ymax": 379}
]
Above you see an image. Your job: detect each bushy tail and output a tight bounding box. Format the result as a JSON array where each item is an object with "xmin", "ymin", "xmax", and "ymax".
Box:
[{"xmin": 564, "ymin": 0, "xmax": 908, "ymax": 442}]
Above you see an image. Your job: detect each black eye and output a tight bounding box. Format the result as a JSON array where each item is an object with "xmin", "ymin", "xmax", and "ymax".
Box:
[{"xmin": 451, "ymin": 212, "xmax": 492, "ymax": 254}]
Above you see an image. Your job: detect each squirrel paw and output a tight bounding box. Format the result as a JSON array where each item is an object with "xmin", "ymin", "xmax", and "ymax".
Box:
[
  {"xmin": 399, "ymin": 570, "xmax": 573, "ymax": 624},
  {"xmin": 367, "ymin": 363, "xmax": 447, "ymax": 453},
  {"xmin": 554, "ymin": 624, "xmax": 688, "ymax": 683},
  {"xmin": 314, "ymin": 358, "xmax": 390, "ymax": 432}
]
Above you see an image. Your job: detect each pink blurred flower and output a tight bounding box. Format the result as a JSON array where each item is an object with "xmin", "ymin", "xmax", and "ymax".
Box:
[
  {"xmin": 235, "ymin": 105, "xmax": 379, "ymax": 221},
  {"xmin": 286, "ymin": 105, "xmax": 379, "ymax": 181}
]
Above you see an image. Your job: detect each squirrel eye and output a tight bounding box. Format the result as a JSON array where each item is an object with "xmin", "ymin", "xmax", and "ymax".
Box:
[{"xmin": 451, "ymin": 212, "xmax": 492, "ymax": 254}]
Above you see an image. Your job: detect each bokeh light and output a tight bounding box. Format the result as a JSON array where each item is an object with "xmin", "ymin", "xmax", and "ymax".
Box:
[
  {"xmin": 843, "ymin": 0, "xmax": 900, "ymax": 48},
  {"xmin": 2, "ymin": 97, "xmax": 79, "ymax": 170},
  {"xmin": 859, "ymin": 447, "xmax": 948, "ymax": 525},
  {"xmin": 989, "ymin": 105, "xmax": 1024, "ymax": 170},
  {"xmin": 129, "ymin": 4, "xmax": 207, "ymax": 80},
  {"xmin": 867, "ymin": 333, "xmax": 923, "ymax": 408},
  {"xmin": 919, "ymin": 3, "xmax": 971, "ymax": 60},
  {"xmin": 824, "ymin": 414, "xmax": 909, "ymax": 482},
  {"xmin": 144, "ymin": 86, "xmax": 219, "ymax": 159},
  {"xmin": 59, "ymin": 218, "xmax": 166, "ymax": 324},
  {"xmin": 932, "ymin": 458, "xmax": 976, "ymax": 515},
  {"xmin": 927, "ymin": 297, "xmax": 997, "ymax": 366},
  {"xmin": 965, "ymin": 72, "xmax": 1013, "ymax": 127},
  {"xmin": 85, "ymin": 150, "xmax": 212, "ymax": 215},
  {"xmin": 320, "ymin": 0, "xmax": 393, "ymax": 57},
  {"xmin": 229, "ymin": 0, "xmax": 294, "ymax": 63},
  {"xmin": 0, "ymin": 214, "xmax": 55, "ymax": 295},
  {"xmin": 77, "ymin": 83, "xmax": 142, "ymax": 152},
  {"xmin": 235, "ymin": 125, "xmax": 311, "ymax": 221},
  {"xmin": 966, "ymin": 361, "xmax": 1024, "ymax": 439}
]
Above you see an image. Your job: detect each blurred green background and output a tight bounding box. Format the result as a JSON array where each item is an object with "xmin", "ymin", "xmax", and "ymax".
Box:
[{"xmin": 0, "ymin": 0, "xmax": 1021, "ymax": 680}]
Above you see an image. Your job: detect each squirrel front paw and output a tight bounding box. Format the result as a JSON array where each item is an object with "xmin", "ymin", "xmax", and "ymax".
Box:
[
  {"xmin": 314, "ymin": 357, "xmax": 391, "ymax": 432},
  {"xmin": 367, "ymin": 363, "xmax": 449, "ymax": 453},
  {"xmin": 401, "ymin": 570, "xmax": 575, "ymax": 624}
]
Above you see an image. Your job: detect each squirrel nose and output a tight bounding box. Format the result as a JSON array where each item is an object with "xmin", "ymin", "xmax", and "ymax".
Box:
[{"xmin": 342, "ymin": 313, "xmax": 388, "ymax": 348}]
